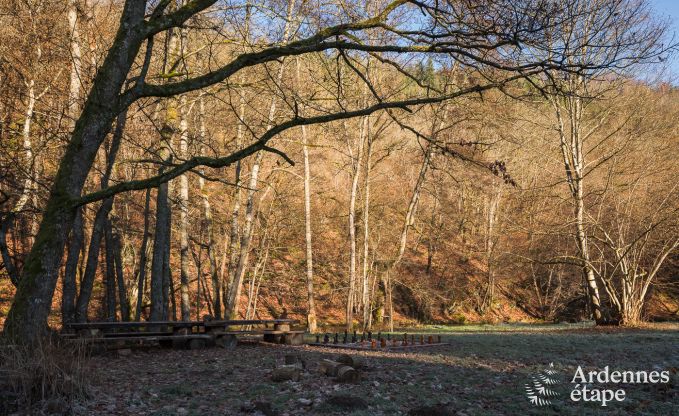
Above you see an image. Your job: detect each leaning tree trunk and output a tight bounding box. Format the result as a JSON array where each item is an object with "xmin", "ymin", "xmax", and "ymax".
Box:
[
  {"xmin": 381, "ymin": 144, "xmax": 432, "ymax": 331},
  {"xmin": 61, "ymin": 0, "xmax": 85, "ymax": 324},
  {"xmin": 3, "ymin": 2, "xmax": 147, "ymax": 343}
]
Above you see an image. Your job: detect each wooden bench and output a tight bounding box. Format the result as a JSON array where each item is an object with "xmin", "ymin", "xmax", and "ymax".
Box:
[
  {"xmin": 210, "ymin": 329, "xmax": 305, "ymax": 345},
  {"xmin": 76, "ymin": 334, "xmax": 213, "ymax": 350}
]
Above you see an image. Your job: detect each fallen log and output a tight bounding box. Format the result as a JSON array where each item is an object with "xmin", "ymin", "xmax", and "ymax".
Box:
[
  {"xmin": 272, "ymin": 365, "xmax": 301, "ymax": 382},
  {"xmin": 319, "ymin": 359, "xmax": 344, "ymax": 376}
]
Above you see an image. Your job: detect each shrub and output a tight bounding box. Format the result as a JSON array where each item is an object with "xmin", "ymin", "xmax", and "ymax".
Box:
[{"xmin": 450, "ymin": 313, "xmax": 466, "ymax": 325}]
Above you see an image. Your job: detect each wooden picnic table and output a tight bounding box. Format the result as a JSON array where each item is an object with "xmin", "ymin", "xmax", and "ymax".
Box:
[
  {"xmin": 62, "ymin": 318, "xmax": 304, "ymax": 349},
  {"xmin": 66, "ymin": 320, "xmax": 203, "ymax": 331}
]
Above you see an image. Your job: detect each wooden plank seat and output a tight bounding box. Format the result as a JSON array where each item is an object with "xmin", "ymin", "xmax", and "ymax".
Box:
[
  {"xmin": 209, "ymin": 330, "xmax": 305, "ymax": 335},
  {"xmin": 99, "ymin": 331, "xmax": 173, "ymax": 337},
  {"xmin": 66, "ymin": 321, "xmax": 203, "ymax": 330},
  {"xmin": 70, "ymin": 334, "xmax": 213, "ymax": 350}
]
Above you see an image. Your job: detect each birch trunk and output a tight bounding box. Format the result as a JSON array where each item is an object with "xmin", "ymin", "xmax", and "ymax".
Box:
[
  {"xmin": 197, "ymin": 96, "xmax": 219, "ymax": 321},
  {"xmin": 221, "ymin": 4, "xmax": 251, "ymax": 319},
  {"xmin": 178, "ymin": 95, "xmax": 191, "ymax": 321},
  {"xmin": 552, "ymin": 95, "xmax": 604, "ymax": 323},
  {"xmin": 346, "ymin": 116, "xmax": 367, "ymax": 330},
  {"xmin": 361, "ymin": 130, "xmax": 372, "ymax": 329},
  {"xmin": 295, "ymin": 56, "xmax": 317, "ymax": 333}
]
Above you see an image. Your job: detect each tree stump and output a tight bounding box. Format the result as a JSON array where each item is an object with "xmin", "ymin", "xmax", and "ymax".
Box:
[
  {"xmin": 336, "ymin": 354, "xmax": 365, "ymax": 369},
  {"xmin": 336, "ymin": 365, "xmax": 359, "ymax": 382},
  {"xmin": 272, "ymin": 365, "xmax": 301, "ymax": 382}
]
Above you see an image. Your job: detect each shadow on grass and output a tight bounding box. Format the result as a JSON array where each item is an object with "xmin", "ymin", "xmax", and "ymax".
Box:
[{"xmin": 77, "ymin": 328, "xmax": 679, "ymax": 416}]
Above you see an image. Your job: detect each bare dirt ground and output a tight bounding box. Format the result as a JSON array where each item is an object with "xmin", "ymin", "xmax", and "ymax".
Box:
[{"xmin": 65, "ymin": 326, "xmax": 679, "ymax": 416}]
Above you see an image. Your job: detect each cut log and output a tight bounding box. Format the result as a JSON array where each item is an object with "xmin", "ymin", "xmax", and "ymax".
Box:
[
  {"xmin": 336, "ymin": 365, "xmax": 359, "ymax": 383},
  {"xmin": 336, "ymin": 354, "xmax": 365, "ymax": 369},
  {"xmin": 271, "ymin": 365, "xmax": 301, "ymax": 382},
  {"xmin": 319, "ymin": 359, "xmax": 344, "ymax": 376},
  {"xmin": 319, "ymin": 359, "xmax": 358, "ymax": 381}
]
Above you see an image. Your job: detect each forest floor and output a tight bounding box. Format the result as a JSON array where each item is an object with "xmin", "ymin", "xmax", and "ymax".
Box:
[{"xmin": 66, "ymin": 323, "xmax": 679, "ymax": 416}]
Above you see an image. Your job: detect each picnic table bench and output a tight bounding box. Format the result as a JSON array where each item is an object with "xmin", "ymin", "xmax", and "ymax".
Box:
[
  {"xmin": 62, "ymin": 318, "xmax": 302, "ymax": 349},
  {"xmin": 203, "ymin": 319, "xmax": 303, "ymax": 346}
]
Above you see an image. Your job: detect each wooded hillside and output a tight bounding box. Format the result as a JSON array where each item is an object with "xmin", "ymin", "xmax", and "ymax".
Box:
[{"xmin": 0, "ymin": 0, "xmax": 677, "ymax": 343}]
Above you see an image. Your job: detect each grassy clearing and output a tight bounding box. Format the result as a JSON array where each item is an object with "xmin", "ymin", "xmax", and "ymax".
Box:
[{"xmin": 72, "ymin": 324, "xmax": 678, "ymax": 415}]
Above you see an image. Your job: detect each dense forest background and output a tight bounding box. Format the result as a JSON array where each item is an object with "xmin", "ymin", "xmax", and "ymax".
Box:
[{"xmin": 1, "ymin": 0, "xmax": 678, "ymax": 338}]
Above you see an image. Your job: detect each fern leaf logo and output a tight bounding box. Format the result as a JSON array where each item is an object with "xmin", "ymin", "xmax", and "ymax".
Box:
[{"xmin": 525, "ymin": 363, "xmax": 560, "ymax": 406}]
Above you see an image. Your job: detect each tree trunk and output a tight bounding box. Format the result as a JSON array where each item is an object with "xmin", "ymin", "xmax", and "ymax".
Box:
[
  {"xmin": 104, "ymin": 220, "xmax": 117, "ymax": 321},
  {"xmin": 112, "ymin": 227, "xmax": 130, "ymax": 321},
  {"xmin": 4, "ymin": 2, "xmax": 147, "ymax": 343},
  {"xmin": 61, "ymin": 0, "xmax": 85, "ymax": 324},
  {"xmin": 134, "ymin": 188, "xmax": 152, "ymax": 321},
  {"xmin": 74, "ymin": 112, "xmax": 127, "ymax": 323},
  {"xmin": 150, "ymin": 157, "xmax": 171, "ymax": 321},
  {"xmin": 552, "ymin": 96, "xmax": 604, "ymax": 323},
  {"xmin": 224, "ymin": 152, "xmax": 262, "ymax": 319},
  {"xmin": 198, "ymin": 97, "xmax": 219, "ymax": 322},
  {"xmin": 74, "ymin": 199, "xmax": 112, "ymax": 322},
  {"xmin": 178, "ymin": 95, "xmax": 191, "ymax": 321},
  {"xmin": 346, "ymin": 115, "xmax": 367, "ymax": 331},
  {"xmin": 61, "ymin": 207, "xmax": 83, "ymax": 324},
  {"xmin": 296, "ymin": 56, "xmax": 317, "ymax": 333},
  {"xmin": 361, "ymin": 126, "xmax": 372, "ymax": 329}
]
